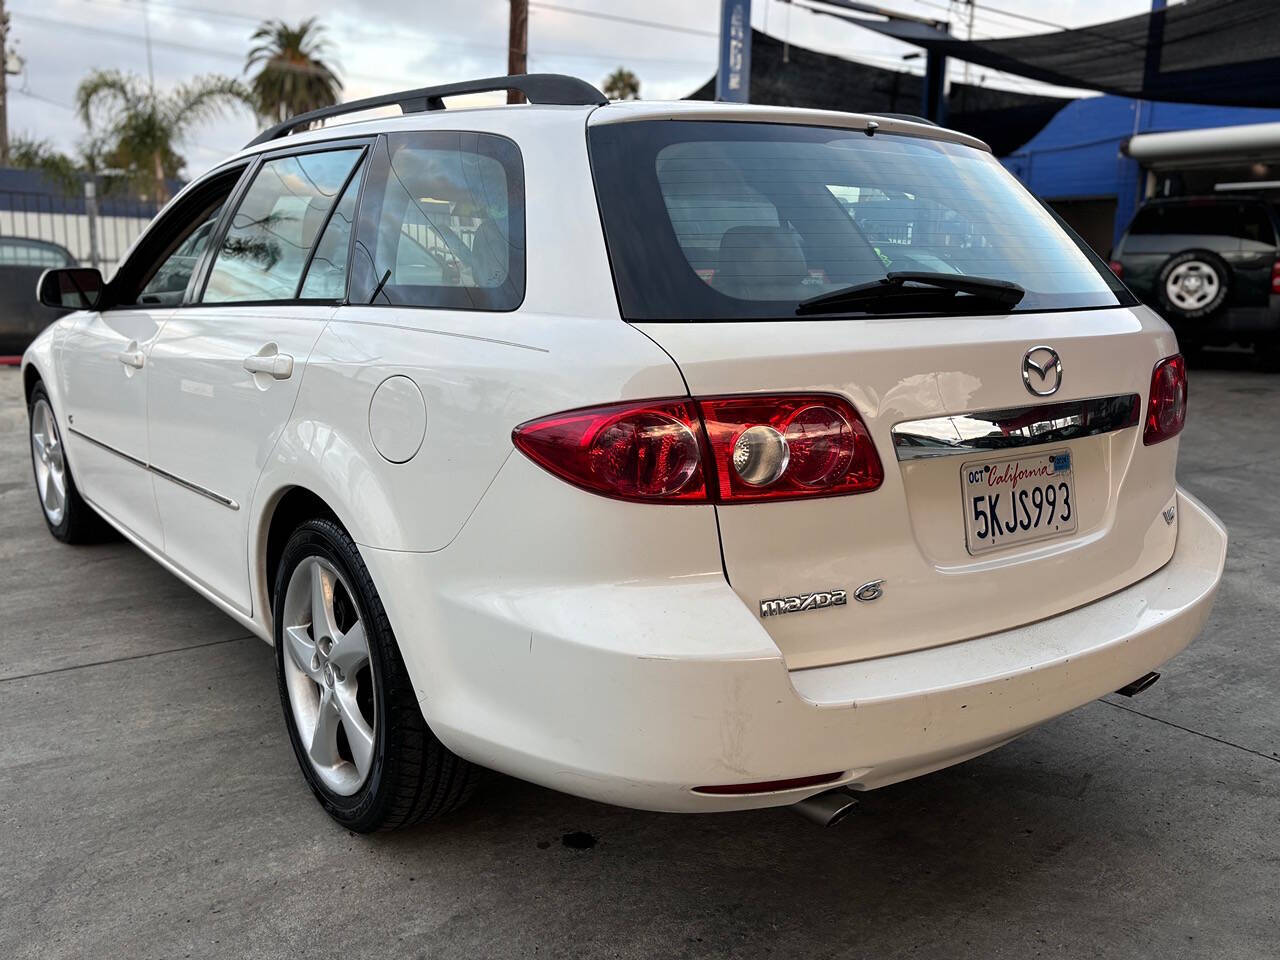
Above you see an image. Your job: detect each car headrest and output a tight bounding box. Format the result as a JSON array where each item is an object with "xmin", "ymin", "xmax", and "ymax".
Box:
[{"xmin": 713, "ymin": 225, "xmax": 807, "ymax": 300}]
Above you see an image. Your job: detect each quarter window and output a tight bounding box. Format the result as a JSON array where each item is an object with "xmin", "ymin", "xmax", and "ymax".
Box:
[
  {"xmin": 351, "ymin": 131, "xmax": 525, "ymax": 311},
  {"xmin": 203, "ymin": 148, "xmax": 364, "ymax": 303}
]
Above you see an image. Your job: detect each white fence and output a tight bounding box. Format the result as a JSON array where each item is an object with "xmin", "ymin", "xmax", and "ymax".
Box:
[{"xmin": 0, "ymin": 189, "xmax": 157, "ymax": 277}]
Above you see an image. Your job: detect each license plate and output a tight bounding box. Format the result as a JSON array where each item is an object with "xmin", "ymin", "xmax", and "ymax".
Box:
[{"xmin": 962, "ymin": 449, "xmax": 1077, "ymax": 555}]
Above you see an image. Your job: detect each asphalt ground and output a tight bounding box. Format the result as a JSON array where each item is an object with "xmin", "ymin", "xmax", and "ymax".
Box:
[{"xmin": 1, "ymin": 357, "xmax": 1276, "ymax": 960}]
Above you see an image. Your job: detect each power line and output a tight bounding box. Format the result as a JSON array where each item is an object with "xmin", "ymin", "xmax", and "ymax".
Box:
[
  {"xmin": 528, "ymin": 2, "xmax": 719, "ymax": 39},
  {"xmin": 13, "ymin": 1, "xmax": 714, "ymax": 81}
]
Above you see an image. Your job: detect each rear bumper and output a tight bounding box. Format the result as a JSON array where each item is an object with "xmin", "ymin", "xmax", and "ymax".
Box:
[
  {"xmin": 1171, "ymin": 303, "xmax": 1280, "ymax": 338},
  {"xmin": 364, "ymin": 488, "xmax": 1226, "ymax": 813}
]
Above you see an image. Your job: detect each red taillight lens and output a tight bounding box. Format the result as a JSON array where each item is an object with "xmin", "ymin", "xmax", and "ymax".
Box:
[
  {"xmin": 1271, "ymin": 259, "xmax": 1280, "ymax": 294},
  {"xmin": 699, "ymin": 394, "xmax": 883, "ymax": 502},
  {"xmin": 1108, "ymin": 260, "xmax": 1124, "ymax": 280},
  {"xmin": 1143, "ymin": 354, "xmax": 1188, "ymax": 445},
  {"xmin": 513, "ymin": 393, "xmax": 883, "ymax": 504},
  {"xmin": 512, "ymin": 399, "xmax": 708, "ymax": 502}
]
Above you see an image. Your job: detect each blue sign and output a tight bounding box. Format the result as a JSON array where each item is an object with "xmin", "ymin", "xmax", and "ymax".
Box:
[{"xmin": 716, "ymin": 0, "xmax": 752, "ymax": 103}]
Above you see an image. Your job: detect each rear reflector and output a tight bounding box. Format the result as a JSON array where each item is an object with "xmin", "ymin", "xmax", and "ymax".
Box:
[
  {"xmin": 1108, "ymin": 260, "xmax": 1124, "ymax": 280},
  {"xmin": 692, "ymin": 772, "xmax": 844, "ymax": 796},
  {"xmin": 1272, "ymin": 259, "xmax": 1280, "ymax": 295},
  {"xmin": 1143, "ymin": 354, "xmax": 1188, "ymax": 445},
  {"xmin": 513, "ymin": 394, "xmax": 884, "ymax": 504}
]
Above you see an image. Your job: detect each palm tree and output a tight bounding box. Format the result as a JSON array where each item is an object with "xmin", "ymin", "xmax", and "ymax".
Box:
[
  {"xmin": 603, "ymin": 67, "xmax": 641, "ymax": 101},
  {"xmin": 76, "ymin": 70, "xmax": 252, "ymax": 204},
  {"xmin": 246, "ymin": 19, "xmax": 343, "ymax": 125}
]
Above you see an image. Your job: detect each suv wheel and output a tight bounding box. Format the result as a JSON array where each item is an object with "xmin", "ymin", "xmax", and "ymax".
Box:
[
  {"xmin": 1158, "ymin": 251, "xmax": 1229, "ymax": 320},
  {"xmin": 273, "ymin": 518, "xmax": 481, "ymax": 831}
]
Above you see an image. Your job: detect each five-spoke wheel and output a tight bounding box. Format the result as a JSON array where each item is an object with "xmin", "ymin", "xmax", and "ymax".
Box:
[
  {"xmin": 29, "ymin": 396, "xmax": 67, "ymax": 527},
  {"xmin": 273, "ymin": 518, "xmax": 480, "ymax": 830},
  {"xmin": 280, "ymin": 556, "xmax": 377, "ymax": 796}
]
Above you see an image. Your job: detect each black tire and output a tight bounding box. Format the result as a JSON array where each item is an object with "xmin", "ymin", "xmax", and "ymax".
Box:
[
  {"xmin": 27, "ymin": 382, "xmax": 112, "ymax": 544},
  {"xmin": 273, "ymin": 518, "xmax": 481, "ymax": 831},
  {"xmin": 1157, "ymin": 250, "xmax": 1230, "ymax": 321}
]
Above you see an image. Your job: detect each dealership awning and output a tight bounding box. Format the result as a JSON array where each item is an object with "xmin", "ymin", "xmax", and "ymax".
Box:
[
  {"xmin": 1127, "ymin": 122, "xmax": 1280, "ymax": 168},
  {"xmin": 800, "ymin": 0, "xmax": 1280, "ymax": 109}
]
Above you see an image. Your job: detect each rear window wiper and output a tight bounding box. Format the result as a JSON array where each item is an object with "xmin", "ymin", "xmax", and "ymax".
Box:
[{"xmin": 796, "ymin": 271, "xmax": 1026, "ymax": 316}]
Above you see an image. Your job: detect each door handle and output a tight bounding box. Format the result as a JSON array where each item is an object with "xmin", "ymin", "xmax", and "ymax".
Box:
[
  {"xmin": 117, "ymin": 343, "xmax": 145, "ymax": 369},
  {"xmin": 243, "ymin": 351, "xmax": 294, "ymax": 380}
]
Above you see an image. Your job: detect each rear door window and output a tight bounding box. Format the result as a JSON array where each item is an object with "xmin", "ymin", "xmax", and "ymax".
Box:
[
  {"xmin": 349, "ymin": 131, "xmax": 525, "ymax": 311},
  {"xmin": 202, "ymin": 147, "xmax": 365, "ymax": 303},
  {"xmin": 0, "ymin": 239, "xmax": 74, "ymax": 267},
  {"xmin": 1129, "ymin": 201, "xmax": 1276, "ymax": 243},
  {"xmin": 589, "ymin": 120, "xmax": 1125, "ymax": 320}
]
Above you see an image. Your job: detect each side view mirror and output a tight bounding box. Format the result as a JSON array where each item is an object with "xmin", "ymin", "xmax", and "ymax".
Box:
[{"xmin": 37, "ymin": 267, "xmax": 105, "ymax": 310}]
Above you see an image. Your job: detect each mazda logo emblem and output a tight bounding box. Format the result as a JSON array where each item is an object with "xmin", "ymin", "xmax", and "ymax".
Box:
[{"xmin": 1021, "ymin": 346, "xmax": 1062, "ymax": 397}]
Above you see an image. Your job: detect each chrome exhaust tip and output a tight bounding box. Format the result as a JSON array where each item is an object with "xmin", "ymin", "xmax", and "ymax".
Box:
[
  {"xmin": 791, "ymin": 787, "xmax": 859, "ymax": 827},
  {"xmin": 1115, "ymin": 671, "xmax": 1160, "ymax": 697}
]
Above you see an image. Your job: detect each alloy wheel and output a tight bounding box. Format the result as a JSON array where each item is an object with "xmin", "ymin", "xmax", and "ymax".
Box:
[
  {"xmin": 280, "ymin": 556, "xmax": 377, "ymax": 796},
  {"xmin": 30, "ymin": 398, "xmax": 67, "ymax": 527}
]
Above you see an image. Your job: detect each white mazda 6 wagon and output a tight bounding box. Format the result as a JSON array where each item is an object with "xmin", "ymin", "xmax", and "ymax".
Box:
[{"xmin": 22, "ymin": 75, "xmax": 1227, "ymax": 831}]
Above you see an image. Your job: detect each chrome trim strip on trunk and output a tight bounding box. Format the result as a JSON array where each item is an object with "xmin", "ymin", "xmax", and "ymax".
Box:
[
  {"xmin": 67, "ymin": 426, "xmax": 240, "ymax": 510},
  {"xmin": 891, "ymin": 394, "xmax": 1141, "ymax": 461}
]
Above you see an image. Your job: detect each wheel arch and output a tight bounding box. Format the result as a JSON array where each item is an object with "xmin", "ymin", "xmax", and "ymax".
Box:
[
  {"xmin": 22, "ymin": 361, "xmax": 42, "ymax": 402},
  {"xmin": 260, "ymin": 486, "xmax": 342, "ymax": 611}
]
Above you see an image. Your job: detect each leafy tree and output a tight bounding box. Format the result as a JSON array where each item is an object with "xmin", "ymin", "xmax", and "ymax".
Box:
[
  {"xmin": 246, "ymin": 18, "xmax": 343, "ymax": 125},
  {"xmin": 603, "ymin": 67, "xmax": 640, "ymax": 101},
  {"xmin": 8, "ymin": 135, "xmax": 82, "ymax": 195},
  {"xmin": 76, "ymin": 70, "xmax": 252, "ymax": 203}
]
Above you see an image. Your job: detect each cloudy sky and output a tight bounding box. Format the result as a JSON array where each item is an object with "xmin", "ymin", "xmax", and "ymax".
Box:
[{"xmin": 7, "ymin": 0, "xmax": 1166, "ymax": 176}]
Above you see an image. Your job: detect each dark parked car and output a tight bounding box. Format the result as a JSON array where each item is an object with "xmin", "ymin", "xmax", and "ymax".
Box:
[
  {"xmin": 1111, "ymin": 196, "xmax": 1279, "ymax": 361},
  {"xmin": 0, "ymin": 236, "xmax": 78, "ymax": 354}
]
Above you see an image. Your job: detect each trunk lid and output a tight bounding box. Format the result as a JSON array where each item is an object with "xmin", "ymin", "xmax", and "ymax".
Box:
[{"xmin": 638, "ymin": 307, "xmax": 1181, "ymax": 669}]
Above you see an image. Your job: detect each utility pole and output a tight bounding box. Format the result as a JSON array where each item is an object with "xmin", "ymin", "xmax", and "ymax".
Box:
[
  {"xmin": 0, "ymin": 0, "xmax": 9, "ymax": 166},
  {"xmin": 507, "ymin": 0, "xmax": 528, "ymax": 104},
  {"xmin": 962, "ymin": 1, "xmax": 976, "ymax": 85}
]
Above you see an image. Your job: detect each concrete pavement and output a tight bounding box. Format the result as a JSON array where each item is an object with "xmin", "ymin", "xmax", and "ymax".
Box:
[{"xmin": 1, "ymin": 360, "xmax": 1276, "ymax": 959}]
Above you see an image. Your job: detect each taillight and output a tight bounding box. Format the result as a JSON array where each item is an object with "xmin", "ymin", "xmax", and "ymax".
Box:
[
  {"xmin": 1108, "ymin": 260, "xmax": 1124, "ymax": 280},
  {"xmin": 1271, "ymin": 259, "xmax": 1280, "ymax": 294},
  {"xmin": 511, "ymin": 399, "xmax": 708, "ymax": 502},
  {"xmin": 1143, "ymin": 354, "xmax": 1188, "ymax": 445},
  {"xmin": 512, "ymin": 393, "xmax": 884, "ymax": 504},
  {"xmin": 699, "ymin": 394, "xmax": 883, "ymax": 502}
]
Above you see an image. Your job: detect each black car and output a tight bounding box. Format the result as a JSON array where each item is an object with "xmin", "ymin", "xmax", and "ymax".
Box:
[
  {"xmin": 1111, "ymin": 196, "xmax": 1279, "ymax": 361},
  {"xmin": 0, "ymin": 236, "xmax": 78, "ymax": 354}
]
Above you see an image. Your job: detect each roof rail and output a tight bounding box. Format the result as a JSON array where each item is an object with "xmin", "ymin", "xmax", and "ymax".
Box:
[{"xmin": 245, "ymin": 73, "xmax": 608, "ymax": 148}]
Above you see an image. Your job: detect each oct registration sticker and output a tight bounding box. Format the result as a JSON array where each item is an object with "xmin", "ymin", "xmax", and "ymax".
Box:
[{"xmin": 962, "ymin": 449, "xmax": 1076, "ymax": 556}]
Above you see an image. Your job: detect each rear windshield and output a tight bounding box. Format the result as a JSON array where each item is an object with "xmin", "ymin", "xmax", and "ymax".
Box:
[
  {"xmin": 588, "ymin": 120, "xmax": 1127, "ymax": 320},
  {"xmin": 1128, "ymin": 200, "xmax": 1277, "ymax": 244}
]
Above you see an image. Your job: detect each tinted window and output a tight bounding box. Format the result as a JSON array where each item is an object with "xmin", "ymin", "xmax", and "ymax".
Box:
[
  {"xmin": 1129, "ymin": 201, "xmax": 1276, "ymax": 243},
  {"xmin": 138, "ymin": 209, "xmax": 221, "ymax": 304},
  {"xmin": 203, "ymin": 148, "xmax": 363, "ymax": 303},
  {"xmin": 350, "ymin": 131, "xmax": 524, "ymax": 311},
  {"xmin": 590, "ymin": 121, "xmax": 1125, "ymax": 320},
  {"xmin": 0, "ymin": 239, "xmax": 74, "ymax": 268},
  {"xmin": 299, "ymin": 163, "xmax": 364, "ymax": 299}
]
